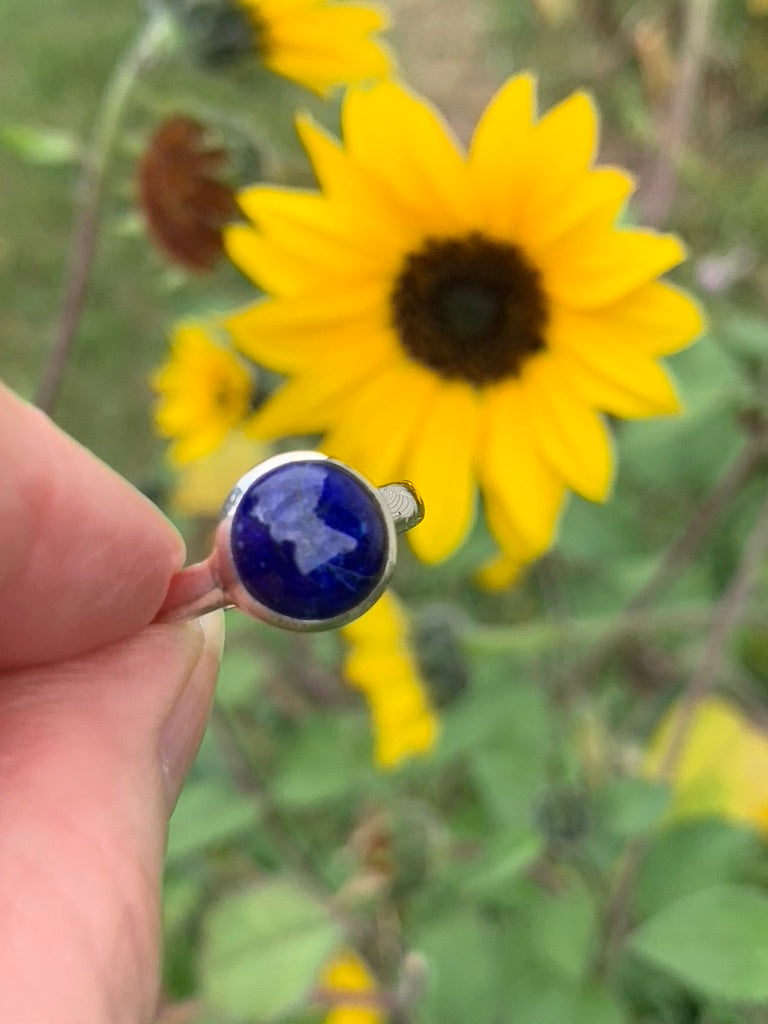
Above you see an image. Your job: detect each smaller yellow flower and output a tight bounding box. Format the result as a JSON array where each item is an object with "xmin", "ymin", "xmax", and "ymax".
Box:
[
  {"xmin": 170, "ymin": 431, "xmax": 269, "ymax": 517},
  {"xmin": 152, "ymin": 323, "xmax": 254, "ymax": 466},
  {"xmin": 341, "ymin": 592, "xmax": 438, "ymax": 769},
  {"xmin": 173, "ymin": 0, "xmax": 392, "ymax": 94},
  {"xmin": 645, "ymin": 697, "xmax": 768, "ymax": 833},
  {"xmin": 319, "ymin": 951, "xmax": 384, "ymax": 1024}
]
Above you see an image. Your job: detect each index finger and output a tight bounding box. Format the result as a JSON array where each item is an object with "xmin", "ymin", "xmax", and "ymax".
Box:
[{"xmin": 0, "ymin": 383, "xmax": 185, "ymax": 670}]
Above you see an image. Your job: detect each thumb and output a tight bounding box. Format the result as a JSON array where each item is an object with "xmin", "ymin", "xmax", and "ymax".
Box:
[{"xmin": 0, "ymin": 612, "xmax": 224, "ymax": 1024}]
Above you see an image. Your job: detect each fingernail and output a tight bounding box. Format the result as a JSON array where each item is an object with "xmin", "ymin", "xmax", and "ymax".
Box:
[{"xmin": 160, "ymin": 610, "xmax": 225, "ymax": 808}]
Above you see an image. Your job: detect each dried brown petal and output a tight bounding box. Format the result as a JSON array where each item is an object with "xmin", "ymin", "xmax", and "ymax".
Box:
[{"xmin": 138, "ymin": 116, "xmax": 237, "ymax": 272}]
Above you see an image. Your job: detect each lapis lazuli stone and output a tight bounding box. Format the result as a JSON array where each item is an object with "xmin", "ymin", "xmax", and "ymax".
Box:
[{"xmin": 230, "ymin": 460, "xmax": 389, "ymax": 621}]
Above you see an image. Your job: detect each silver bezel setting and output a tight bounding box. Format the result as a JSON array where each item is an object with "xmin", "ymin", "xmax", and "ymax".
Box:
[{"xmin": 212, "ymin": 450, "xmax": 398, "ymax": 632}]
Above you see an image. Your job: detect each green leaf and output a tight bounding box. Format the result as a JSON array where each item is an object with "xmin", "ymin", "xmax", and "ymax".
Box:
[
  {"xmin": 466, "ymin": 682, "xmax": 549, "ymax": 841},
  {"xmin": 634, "ymin": 820, "xmax": 762, "ymax": 921},
  {"xmin": 618, "ymin": 334, "xmax": 741, "ymax": 495},
  {"xmin": 565, "ymin": 985, "xmax": 625, "ymax": 1024},
  {"xmin": 272, "ymin": 712, "xmax": 375, "ymax": 807},
  {"xmin": 629, "ymin": 884, "xmax": 768, "ymax": 1003},
  {"xmin": 0, "ymin": 122, "xmax": 81, "ymax": 164},
  {"xmin": 417, "ymin": 907, "xmax": 503, "ymax": 1024},
  {"xmin": 527, "ymin": 877, "xmax": 597, "ymax": 981},
  {"xmin": 167, "ymin": 780, "xmax": 261, "ymax": 865},
  {"xmin": 717, "ymin": 309, "xmax": 768, "ymax": 362},
  {"xmin": 595, "ymin": 777, "xmax": 671, "ymax": 840},
  {"xmin": 515, "ymin": 983, "xmax": 625, "ymax": 1024},
  {"xmin": 497, "ymin": 930, "xmax": 624, "ymax": 1024},
  {"xmin": 668, "ymin": 334, "xmax": 740, "ymax": 418},
  {"xmin": 163, "ymin": 874, "xmax": 203, "ymax": 935},
  {"xmin": 215, "ymin": 646, "xmax": 268, "ymax": 710},
  {"xmin": 201, "ymin": 878, "xmax": 343, "ymax": 1021},
  {"xmin": 619, "ymin": 402, "xmax": 741, "ymax": 494},
  {"xmin": 460, "ymin": 834, "xmax": 543, "ymax": 903},
  {"xmin": 559, "ymin": 491, "xmax": 643, "ymax": 563}
]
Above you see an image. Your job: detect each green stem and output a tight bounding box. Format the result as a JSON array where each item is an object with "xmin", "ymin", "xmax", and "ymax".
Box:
[
  {"xmin": 460, "ymin": 604, "xmax": 760, "ymax": 658},
  {"xmin": 35, "ymin": 13, "xmax": 173, "ymax": 414}
]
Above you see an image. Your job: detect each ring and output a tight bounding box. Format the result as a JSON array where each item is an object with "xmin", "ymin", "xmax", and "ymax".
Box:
[{"xmin": 155, "ymin": 451, "xmax": 425, "ymax": 631}]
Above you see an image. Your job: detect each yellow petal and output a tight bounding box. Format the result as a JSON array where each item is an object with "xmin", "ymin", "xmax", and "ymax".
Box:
[
  {"xmin": 253, "ymin": 0, "xmax": 391, "ymax": 96},
  {"xmin": 319, "ymin": 948, "xmax": 383, "ymax": 1024},
  {"xmin": 321, "ymin": 359, "xmax": 439, "ymax": 486},
  {"xmin": 551, "ymin": 329, "xmax": 682, "ymax": 418},
  {"xmin": 294, "ymin": 112, "xmax": 428, "ymax": 254},
  {"xmin": 541, "ymin": 226, "xmax": 686, "ymax": 309},
  {"xmin": 474, "ymin": 548, "xmax": 527, "ymax": 591},
  {"xmin": 345, "ymin": 646, "xmax": 411, "ymax": 696},
  {"xmin": 265, "ymin": 38, "xmax": 391, "ymax": 98},
  {"xmin": 468, "ymin": 73, "xmax": 536, "ymax": 232},
  {"xmin": 477, "ymin": 378, "xmax": 566, "ymax": 554},
  {"xmin": 295, "ymin": 113, "xmax": 412, "ymax": 249},
  {"xmin": 228, "ymin": 196, "xmax": 379, "ymax": 293},
  {"xmin": 167, "ymin": 420, "xmax": 229, "ymax": 466},
  {"xmin": 402, "ymin": 382, "xmax": 478, "ymax": 563},
  {"xmin": 339, "ymin": 589, "xmax": 409, "ymax": 647},
  {"xmin": 296, "ymin": 114, "xmax": 372, "ymax": 202},
  {"xmin": 171, "ymin": 432, "xmax": 268, "ymax": 519},
  {"xmin": 244, "ymin": 0, "xmax": 315, "ymax": 16},
  {"xmin": 559, "ymin": 348, "xmax": 681, "ymax": 419},
  {"xmin": 226, "ymin": 289, "xmax": 388, "ymax": 373},
  {"xmin": 553, "ymin": 280, "xmax": 706, "ymax": 357},
  {"xmin": 320, "ymin": 949, "xmax": 378, "ymax": 994},
  {"xmin": 522, "ymin": 353, "xmax": 615, "ymax": 502},
  {"xmin": 341, "ymin": 82, "xmax": 472, "ymax": 233},
  {"xmin": 224, "ymin": 223, "xmax": 309, "ymax": 297},
  {"xmin": 523, "ymin": 167, "xmax": 634, "ymax": 255},
  {"xmin": 237, "ymin": 186, "xmax": 394, "ymax": 271},
  {"xmin": 244, "ymin": 352, "xmax": 390, "ymax": 440},
  {"xmin": 646, "ymin": 698, "xmax": 742, "ymax": 781},
  {"xmin": 339, "ymin": 566, "xmax": 439, "ymax": 770},
  {"xmin": 370, "ymin": 696, "xmax": 438, "ymax": 768},
  {"xmin": 154, "ymin": 398, "xmax": 204, "ymax": 437},
  {"xmin": 265, "ymin": 2, "xmax": 387, "ymax": 37},
  {"xmin": 644, "ymin": 697, "xmax": 768, "ymax": 833},
  {"xmin": 514, "ymin": 91, "xmax": 599, "ymax": 245}
]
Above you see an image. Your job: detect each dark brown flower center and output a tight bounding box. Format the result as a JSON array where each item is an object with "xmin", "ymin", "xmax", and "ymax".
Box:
[
  {"xmin": 212, "ymin": 381, "xmax": 237, "ymax": 410},
  {"xmin": 390, "ymin": 232, "xmax": 548, "ymax": 386},
  {"xmin": 177, "ymin": 0, "xmax": 269, "ymax": 69}
]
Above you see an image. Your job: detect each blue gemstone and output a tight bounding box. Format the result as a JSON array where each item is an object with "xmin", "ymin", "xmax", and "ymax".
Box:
[{"xmin": 230, "ymin": 460, "xmax": 389, "ymax": 621}]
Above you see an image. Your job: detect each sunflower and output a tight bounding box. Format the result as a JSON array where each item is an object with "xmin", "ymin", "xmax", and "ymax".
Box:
[
  {"xmin": 176, "ymin": 0, "xmax": 392, "ymax": 96},
  {"xmin": 225, "ymin": 74, "xmax": 704, "ymax": 567},
  {"xmin": 152, "ymin": 323, "xmax": 255, "ymax": 465},
  {"xmin": 340, "ymin": 591, "xmax": 438, "ymax": 769}
]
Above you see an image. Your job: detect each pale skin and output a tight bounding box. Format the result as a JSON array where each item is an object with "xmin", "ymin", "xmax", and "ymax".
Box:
[{"xmin": 0, "ymin": 382, "xmax": 223, "ymax": 1023}]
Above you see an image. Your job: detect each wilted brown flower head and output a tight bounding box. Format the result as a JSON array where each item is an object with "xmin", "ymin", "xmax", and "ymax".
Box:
[{"xmin": 138, "ymin": 115, "xmax": 237, "ymax": 272}]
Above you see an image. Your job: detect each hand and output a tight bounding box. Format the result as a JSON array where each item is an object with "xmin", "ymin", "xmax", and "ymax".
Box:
[{"xmin": 0, "ymin": 382, "xmax": 223, "ymax": 1023}]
